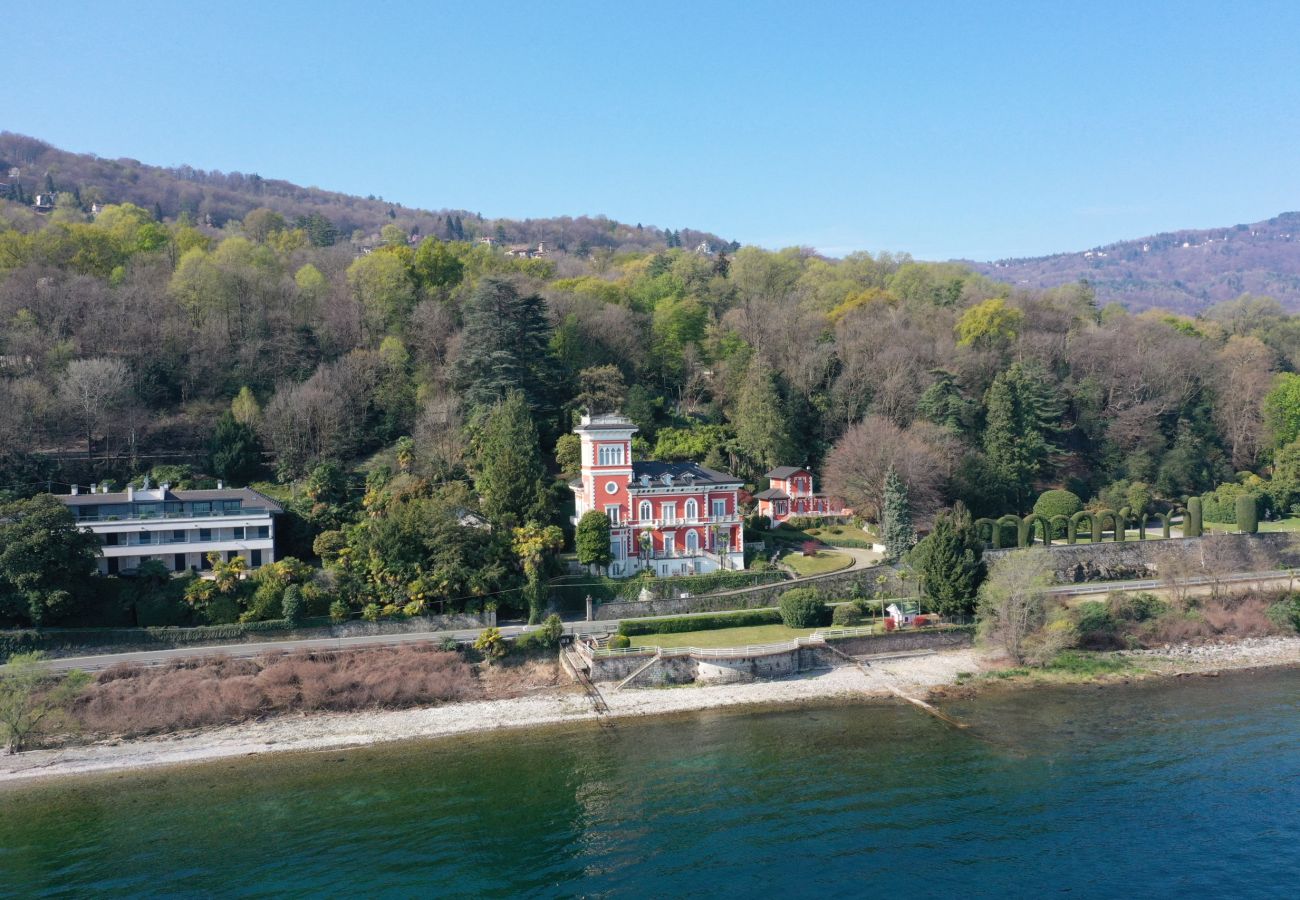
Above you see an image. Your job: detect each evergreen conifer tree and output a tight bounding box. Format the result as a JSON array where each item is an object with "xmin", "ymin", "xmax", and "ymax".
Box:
[
  {"xmin": 983, "ymin": 362, "xmax": 1062, "ymax": 512},
  {"xmin": 475, "ymin": 392, "xmax": 548, "ymax": 527},
  {"xmin": 734, "ymin": 359, "xmax": 797, "ymax": 477},
  {"xmin": 913, "ymin": 502, "xmax": 985, "ymax": 616},
  {"xmin": 881, "ymin": 467, "xmax": 915, "ymax": 562}
]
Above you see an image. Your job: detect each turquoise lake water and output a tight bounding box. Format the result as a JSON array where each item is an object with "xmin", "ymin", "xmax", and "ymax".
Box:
[{"xmin": 1, "ymin": 668, "xmax": 1297, "ymax": 898}]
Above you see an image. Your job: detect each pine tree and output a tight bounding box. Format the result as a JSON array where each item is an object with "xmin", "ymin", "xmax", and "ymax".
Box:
[
  {"xmin": 881, "ymin": 467, "xmax": 915, "ymax": 563},
  {"xmin": 733, "ymin": 359, "xmax": 797, "ymax": 476},
  {"xmin": 917, "ymin": 369, "xmax": 973, "ymax": 432},
  {"xmin": 476, "ymin": 392, "xmax": 548, "ymax": 527},
  {"xmin": 453, "ymin": 277, "xmax": 561, "ymax": 426},
  {"xmin": 983, "ymin": 362, "xmax": 1062, "ymax": 512},
  {"xmin": 913, "ymin": 502, "xmax": 985, "ymax": 616}
]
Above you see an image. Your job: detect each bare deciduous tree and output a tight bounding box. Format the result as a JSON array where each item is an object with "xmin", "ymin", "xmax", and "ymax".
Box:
[
  {"xmin": 977, "ymin": 548, "xmax": 1054, "ymax": 665},
  {"xmin": 823, "ymin": 415, "xmax": 952, "ymax": 521},
  {"xmin": 58, "ymin": 357, "xmax": 131, "ymax": 460}
]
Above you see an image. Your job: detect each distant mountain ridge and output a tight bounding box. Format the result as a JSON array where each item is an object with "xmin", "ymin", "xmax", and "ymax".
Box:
[
  {"xmin": 0, "ymin": 132, "xmax": 730, "ymax": 254},
  {"xmin": 965, "ymin": 212, "xmax": 1300, "ymax": 313}
]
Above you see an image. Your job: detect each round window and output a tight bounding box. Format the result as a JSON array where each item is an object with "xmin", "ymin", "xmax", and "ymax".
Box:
[{"xmin": 605, "ymin": 481, "xmax": 619, "ymax": 495}]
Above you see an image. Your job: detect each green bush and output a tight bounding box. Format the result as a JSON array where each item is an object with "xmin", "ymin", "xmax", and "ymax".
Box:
[
  {"xmin": 1266, "ymin": 595, "xmax": 1300, "ymax": 633},
  {"xmin": 1235, "ymin": 493, "xmax": 1259, "ymax": 533},
  {"xmin": 515, "ymin": 614, "xmax": 565, "ymax": 653},
  {"xmin": 1074, "ymin": 601, "xmax": 1115, "ymax": 636},
  {"xmin": 778, "ymin": 588, "xmax": 829, "ymax": 628},
  {"xmin": 1034, "ymin": 489, "xmax": 1083, "ymax": 538},
  {"xmin": 618, "ymin": 609, "xmax": 783, "ymax": 637},
  {"xmin": 608, "ymin": 634, "xmax": 632, "ymax": 649},
  {"xmin": 474, "ymin": 627, "xmax": 508, "ymax": 659},
  {"xmin": 281, "ymin": 585, "xmax": 304, "ymax": 626},
  {"xmin": 1106, "ymin": 591, "xmax": 1167, "ymax": 623},
  {"xmin": 830, "ymin": 603, "xmax": 863, "ymax": 626},
  {"xmin": 329, "ymin": 600, "xmax": 350, "ymax": 622}
]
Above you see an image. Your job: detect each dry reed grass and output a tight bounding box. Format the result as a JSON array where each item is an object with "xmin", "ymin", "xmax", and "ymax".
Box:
[{"xmin": 73, "ymin": 643, "xmax": 484, "ymax": 737}]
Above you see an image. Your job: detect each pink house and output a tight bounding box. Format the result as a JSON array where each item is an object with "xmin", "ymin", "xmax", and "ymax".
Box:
[
  {"xmin": 570, "ymin": 413, "xmax": 745, "ymax": 577},
  {"xmin": 754, "ymin": 466, "xmax": 849, "ymax": 526}
]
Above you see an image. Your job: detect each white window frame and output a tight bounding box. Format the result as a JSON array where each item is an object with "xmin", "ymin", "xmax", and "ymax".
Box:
[
  {"xmin": 597, "ymin": 444, "xmax": 625, "ymax": 466},
  {"xmin": 711, "ymin": 498, "xmax": 727, "ymax": 519},
  {"xmin": 662, "ymin": 503, "xmax": 677, "ymax": 524},
  {"xmin": 604, "ymin": 504, "xmax": 621, "ymax": 525},
  {"xmin": 685, "ymin": 530, "xmax": 698, "ymax": 553},
  {"xmin": 684, "ymin": 499, "xmax": 698, "ymax": 521},
  {"xmin": 639, "ymin": 501, "xmax": 652, "ymax": 522}
]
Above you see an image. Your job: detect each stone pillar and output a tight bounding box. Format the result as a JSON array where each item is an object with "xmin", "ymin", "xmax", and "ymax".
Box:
[{"xmin": 585, "ymin": 594, "xmax": 594, "ymax": 622}]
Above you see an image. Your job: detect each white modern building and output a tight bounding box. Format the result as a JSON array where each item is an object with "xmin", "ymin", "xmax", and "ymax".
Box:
[{"xmin": 59, "ymin": 482, "xmax": 282, "ymax": 575}]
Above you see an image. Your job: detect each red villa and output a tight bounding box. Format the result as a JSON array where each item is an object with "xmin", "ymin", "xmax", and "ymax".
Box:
[
  {"xmin": 570, "ymin": 413, "xmax": 745, "ymax": 577},
  {"xmin": 754, "ymin": 466, "xmax": 849, "ymax": 526}
]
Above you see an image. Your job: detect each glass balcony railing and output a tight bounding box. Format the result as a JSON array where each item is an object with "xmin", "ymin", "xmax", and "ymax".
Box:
[{"xmin": 76, "ymin": 507, "xmax": 274, "ymax": 523}]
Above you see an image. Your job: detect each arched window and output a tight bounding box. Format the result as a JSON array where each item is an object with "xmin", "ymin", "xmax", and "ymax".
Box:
[
  {"xmin": 685, "ymin": 530, "xmax": 699, "ymax": 553},
  {"xmin": 685, "ymin": 499, "xmax": 698, "ymax": 521},
  {"xmin": 639, "ymin": 501, "xmax": 652, "ymax": 522}
]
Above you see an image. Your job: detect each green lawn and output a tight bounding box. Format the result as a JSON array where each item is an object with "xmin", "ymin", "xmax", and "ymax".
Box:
[
  {"xmin": 802, "ymin": 524, "xmax": 877, "ymax": 545},
  {"xmin": 781, "ymin": 550, "xmax": 854, "ymax": 576},
  {"xmin": 628, "ymin": 623, "xmax": 823, "ymax": 649}
]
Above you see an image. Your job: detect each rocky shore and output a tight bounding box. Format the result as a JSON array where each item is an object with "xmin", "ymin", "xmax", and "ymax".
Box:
[{"xmin": 1, "ymin": 638, "xmax": 1296, "ymax": 785}]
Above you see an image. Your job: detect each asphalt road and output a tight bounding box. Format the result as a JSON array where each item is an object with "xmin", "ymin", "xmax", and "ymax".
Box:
[{"xmin": 27, "ymin": 566, "xmax": 1300, "ymax": 673}]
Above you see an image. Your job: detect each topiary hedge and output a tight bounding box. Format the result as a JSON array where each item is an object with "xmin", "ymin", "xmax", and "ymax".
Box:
[
  {"xmin": 618, "ymin": 608, "xmax": 783, "ymax": 637},
  {"xmin": 778, "ymin": 588, "xmax": 829, "ymax": 628}
]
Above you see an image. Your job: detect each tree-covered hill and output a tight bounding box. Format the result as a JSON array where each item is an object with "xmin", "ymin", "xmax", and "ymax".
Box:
[
  {"xmin": 965, "ymin": 212, "xmax": 1300, "ymax": 313},
  {"xmin": 0, "ymin": 132, "xmax": 729, "ymax": 254}
]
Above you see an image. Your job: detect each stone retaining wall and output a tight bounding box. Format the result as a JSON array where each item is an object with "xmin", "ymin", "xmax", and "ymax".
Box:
[
  {"xmin": 593, "ymin": 565, "xmax": 891, "ymax": 619},
  {"xmin": 985, "ymin": 532, "xmax": 1296, "ymax": 583},
  {"xmin": 583, "ymin": 627, "xmax": 971, "ymax": 685}
]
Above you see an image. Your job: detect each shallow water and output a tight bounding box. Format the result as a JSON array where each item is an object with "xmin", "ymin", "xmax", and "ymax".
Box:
[{"xmin": 1, "ymin": 669, "xmax": 1297, "ymax": 898}]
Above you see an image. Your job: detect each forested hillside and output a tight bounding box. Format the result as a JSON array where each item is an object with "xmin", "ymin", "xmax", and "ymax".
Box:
[
  {"xmin": 5, "ymin": 164, "xmax": 1300, "ymax": 629},
  {"xmin": 0, "ymin": 132, "xmax": 728, "ymax": 254},
  {"xmin": 967, "ymin": 212, "xmax": 1300, "ymax": 313}
]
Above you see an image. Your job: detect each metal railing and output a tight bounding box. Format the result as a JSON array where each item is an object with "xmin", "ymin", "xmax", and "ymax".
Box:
[{"xmin": 76, "ymin": 507, "xmax": 275, "ymax": 523}]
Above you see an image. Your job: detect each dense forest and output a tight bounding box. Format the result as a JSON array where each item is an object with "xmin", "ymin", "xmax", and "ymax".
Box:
[{"xmin": 4, "ymin": 160, "xmax": 1300, "ymax": 629}]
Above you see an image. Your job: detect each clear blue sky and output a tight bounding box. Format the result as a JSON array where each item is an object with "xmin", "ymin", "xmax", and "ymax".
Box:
[{"xmin": 6, "ymin": 1, "xmax": 1300, "ymax": 260}]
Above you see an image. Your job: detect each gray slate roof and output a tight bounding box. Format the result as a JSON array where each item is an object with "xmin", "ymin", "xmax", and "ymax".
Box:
[
  {"xmin": 58, "ymin": 486, "xmax": 283, "ymax": 513},
  {"xmin": 630, "ymin": 460, "xmax": 741, "ymax": 487},
  {"xmin": 764, "ymin": 466, "xmax": 808, "ymax": 480}
]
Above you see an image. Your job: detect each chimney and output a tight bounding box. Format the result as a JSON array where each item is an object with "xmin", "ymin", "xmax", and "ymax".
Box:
[
  {"xmin": 71, "ymin": 484, "xmax": 79, "ymax": 496},
  {"xmin": 127, "ymin": 485, "xmax": 135, "ymax": 502},
  {"xmin": 217, "ymin": 479, "xmax": 224, "ymax": 490},
  {"xmin": 160, "ymin": 482, "xmax": 171, "ymax": 494}
]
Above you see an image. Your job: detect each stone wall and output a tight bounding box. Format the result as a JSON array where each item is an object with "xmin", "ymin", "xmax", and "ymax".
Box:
[
  {"xmin": 593, "ymin": 565, "xmax": 889, "ymax": 620},
  {"xmin": 583, "ymin": 627, "xmax": 972, "ymax": 685},
  {"xmin": 984, "ymin": 532, "xmax": 1296, "ymax": 583}
]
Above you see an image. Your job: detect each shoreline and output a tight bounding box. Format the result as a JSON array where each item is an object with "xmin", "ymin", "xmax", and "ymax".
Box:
[{"xmin": 3, "ymin": 638, "xmax": 1297, "ymax": 786}]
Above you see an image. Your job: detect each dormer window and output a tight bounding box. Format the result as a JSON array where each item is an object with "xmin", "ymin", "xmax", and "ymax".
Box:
[
  {"xmin": 661, "ymin": 473, "xmax": 673, "ymax": 486},
  {"xmin": 640, "ymin": 474, "xmax": 651, "ymax": 487}
]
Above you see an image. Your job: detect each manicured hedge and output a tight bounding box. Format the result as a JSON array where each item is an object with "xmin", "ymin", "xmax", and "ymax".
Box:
[
  {"xmin": 618, "ymin": 608, "xmax": 783, "ymax": 637},
  {"xmin": 551, "ymin": 569, "xmax": 787, "ymax": 610}
]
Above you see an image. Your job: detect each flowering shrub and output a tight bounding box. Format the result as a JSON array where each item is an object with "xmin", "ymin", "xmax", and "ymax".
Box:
[{"xmin": 801, "ymin": 540, "xmax": 820, "ymax": 557}]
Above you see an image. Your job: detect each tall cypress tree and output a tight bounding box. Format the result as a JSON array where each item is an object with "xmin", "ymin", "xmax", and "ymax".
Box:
[
  {"xmin": 733, "ymin": 358, "xmax": 797, "ymax": 477},
  {"xmin": 881, "ymin": 467, "xmax": 915, "ymax": 563}
]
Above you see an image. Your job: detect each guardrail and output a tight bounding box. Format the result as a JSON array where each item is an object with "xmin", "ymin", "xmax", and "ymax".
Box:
[
  {"xmin": 1047, "ymin": 568, "xmax": 1300, "ymax": 596},
  {"xmin": 579, "ymin": 619, "xmax": 960, "ymax": 659}
]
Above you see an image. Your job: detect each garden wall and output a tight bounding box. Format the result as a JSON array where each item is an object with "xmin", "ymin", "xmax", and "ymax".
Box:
[
  {"xmin": 0, "ymin": 611, "xmax": 494, "ymax": 661},
  {"xmin": 984, "ymin": 532, "xmax": 1296, "ymax": 583},
  {"xmin": 582, "ymin": 627, "xmax": 972, "ymax": 685},
  {"xmin": 592, "ymin": 565, "xmax": 889, "ymax": 619}
]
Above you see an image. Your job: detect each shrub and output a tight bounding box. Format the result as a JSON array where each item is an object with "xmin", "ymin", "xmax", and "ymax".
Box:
[
  {"xmin": 474, "ymin": 627, "xmax": 508, "ymax": 660},
  {"xmin": 329, "ymin": 600, "xmax": 350, "ymax": 622},
  {"xmin": 831, "ymin": 603, "xmax": 863, "ymax": 626},
  {"xmin": 608, "ymin": 634, "xmax": 631, "ymax": 649},
  {"xmin": 779, "ymin": 588, "xmax": 828, "ymax": 628},
  {"xmin": 515, "ymin": 614, "xmax": 565, "ymax": 653},
  {"xmin": 362, "ymin": 603, "xmax": 382, "ymax": 622},
  {"xmin": 281, "ymin": 585, "xmax": 304, "ymax": 626},
  {"xmin": 1106, "ymin": 591, "xmax": 1167, "ymax": 623},
  {"xmin": 1266, "ymin": 595, "xmax": 1300, "ymax": 633},
  {"xmin": 618, "ymin": 609, "xmax": 782, "ymax": 637},
  {"xmin": 913, "ymin": 615, "xmax": 929, "ymax": 628},
  {"xmin": 1034, "ymin": 490, "xmax": 1082, "ymax": 538},
  {"xmin": 801, "ymin": 540, "xmax": 820, "ymax": 558},
  {"xmin": 1074, "ymin": 600, "xmax": 1119, "ymax": 650}
]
